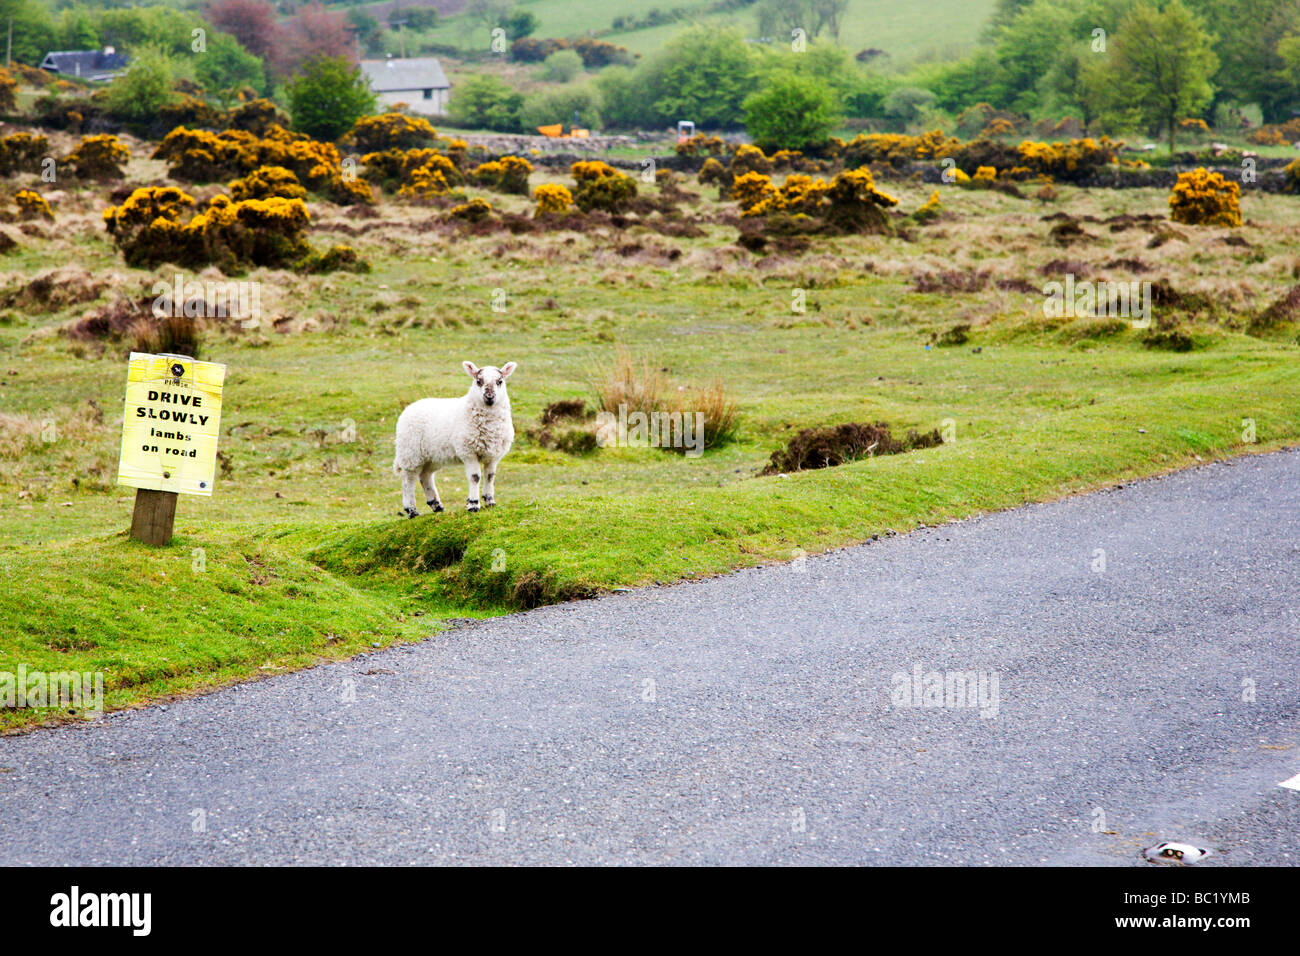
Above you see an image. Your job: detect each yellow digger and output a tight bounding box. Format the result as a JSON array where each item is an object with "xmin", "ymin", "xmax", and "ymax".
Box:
[{"xmin": 537, "ymin": 122, "xmax": 589, "ymax": 139}]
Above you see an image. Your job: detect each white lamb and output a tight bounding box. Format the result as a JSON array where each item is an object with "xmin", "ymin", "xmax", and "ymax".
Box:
[{"xmin": 393, "ymin": 361, "xmax": 517, "ymax": 517}]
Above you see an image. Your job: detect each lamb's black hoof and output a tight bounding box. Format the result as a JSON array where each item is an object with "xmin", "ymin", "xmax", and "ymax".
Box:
[
  {"xmin": 483, "ymin": 496, "xmax": 495, "ymax": 508},
  {"xmin": 467, "ymin": 499, "xmax": 480, "ymax": 513},
  {"xmin": 403, "ymin": 507, "xmax": 419, "ymax": 519},
  {"xmin": 428, "ymin": 500, "xmax": 444, "ymax": 513}
]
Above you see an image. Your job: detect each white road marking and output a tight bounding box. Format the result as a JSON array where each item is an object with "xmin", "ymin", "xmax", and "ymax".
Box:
[{"xmin": 1279, "ymin": 772, "xmax": 1300, "ymax": 791}]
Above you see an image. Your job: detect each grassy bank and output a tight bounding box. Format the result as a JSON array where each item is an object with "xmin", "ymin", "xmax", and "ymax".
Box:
[{"xmin": 3, "ymin": 161, "xmax": 1299, "ymax": 729}]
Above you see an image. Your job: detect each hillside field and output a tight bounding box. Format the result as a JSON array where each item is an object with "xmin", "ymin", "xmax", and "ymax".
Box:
[{"xmin": 350, "ymin": 0, "xmax": 997, "ymax": 63}]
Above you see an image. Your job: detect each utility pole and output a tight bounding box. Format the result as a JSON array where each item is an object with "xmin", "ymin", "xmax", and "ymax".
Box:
[{"xmin": 391, "ymin": 0, "xmax": 407, "ymax": 59}]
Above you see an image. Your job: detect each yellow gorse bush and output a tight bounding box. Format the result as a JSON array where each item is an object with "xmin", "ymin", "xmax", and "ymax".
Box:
[
  {"xmin": 1168, "ymin": 167, "xmax": 1241, "ymax": 227},
  {"xmin": 1015, "ymin": 137, "xmax": 1121, "ymax": 179},
  {"xmin": 980, "ymin": 117, "xmax": 1016, "ymax": 137},
  {"xmin": 736, "ymin": 167, "xmax": 897, "ymax": 233},
  {"xmin": 102, "ymin": 185, "xmax": 312, "ymax": 270},
  {"xmin": 913, "ymin": 190, "xmax": 943, "ymax": 221},
  {"xmin": 398, "ymin": 165, "xmax": 453, "ymax": 200},
  {"xmin": 349, "ymin": 113, "xmax": 439, "ymax": 153},
  {"xmin": 103, "ymin": 186, "xmax": 196, "ymax": 234},
  {"xmin": 842, "ymin": 130, "xmax": 960, "ymax": 167},
  {"xmin": 533, "ymin": 183, "xmax": 573, "ymax": 215},
  {"xmin": 229, "ymin": 166, "xmax": 308, "ymax": 201},
  {"xmin": 12, "ymin": 189, "xmax": 54, "ymax": 221},
  {"xmin": 0, "ymin": 132, "xmax": 50, "ymax": 175},
  {"xmin": 730, "ymin": 144, "xmax": 773, "ymax": 176},
  {"xmin": 66, "ymin": 134, "xmax": 131, "ymax": 179},
  {"xmin": 571, "ymin": 160, "xmax": 619, "ymax": 182},
  {"xmin": 449, "ymin": 197, "xmax": 492, "ymax": 222},
  {"xmin": 570, "ymin": 161, "xmax": 637, "ymax": 212},
  {"xmin": 1283, "ymin": 159, "xmax": 1300, "ymax": 194},
  {"xmin": 364, "ymin": 147, "xmax": 462, "ymax": 194},
  {"xmin": 675, "ymin": 132, "xmax": 729, "ymax": 157},
  {"xmin": 698, "ymin": 157, "xmax": 728, "ymax": 186},
  {"xmin": 0, "ymin": 67, "xmax": 17, "ymax": 112},
  {"xmin": 744, "ymin": 173, "xmax": 828, "ymax": 217},
  {"xmin": 471, "ymin": 155, "xmax": 532, "ymax": 195},
  {"xmin": 154, "ymin": 125, "xmax": 372, "ymax": 205},
  {"xmin": 731, "ymin": 170, "xmax": 777, "ymax": 214}
]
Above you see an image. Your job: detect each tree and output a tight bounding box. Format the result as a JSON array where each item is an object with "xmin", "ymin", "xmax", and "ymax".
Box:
[
  {"xmin": 448, "ymin": 73, "xmax": 523, "ymax": 132},
  {"xmin": 195, "ymin": 31, "xmax": 265, "ymax": 105},
  {"xmin": 809, "ymin": 0, "xmax": 850, "ymax": 40},
  {"xmin": 277, "ymin": 2, "xmax": 354, "ymax": 76},
  {"xmin": 594, "ymin": 65, "xmax": 640, "ymax": 128},
  {"xmin": 520, "ymin": 84, "xmax": 601, "ymax": 132},
  {"xmin": 1044, "ymin": 43, "xmax": 1107, "ymax": 133},
  {"xmin": 287, "ymin": 55, "xmax": 375, "ymax": 140},
  {"xmin": 465, "ymin": 0, "xmax": 510, "ymax": 33},
  {"xmin": 840, "ymin": 67, "xmax": 893, "ymax": 119},
  {"xmin": 911, "ymin": 48, "xmax": 1005, "ymax": 115},
  {"xmin": 503, "ymin": 9, "xmax": 537, "ymax": 40},
  {"xmin": 882, "ymin": 86, "xmax": 936, "ymax": 127},
  {"xmin": 54, "ymin": 7, "xmax": 100, "ymax": 51},
  {"xmin": 1280, "ymin": 32, "xmax": 1300, "ymax": 90},
  {"xmin": 0, "ymin": 0, "xmax": 55, "ymax": 65},
  {"xmin": 347, "ymin": 9, "xmax": 382, "ymax": 54},
  {"xmin": 756, "ymin": 0, "xmax": 848, "ymax": 41},
  {"xmin": 97, "ymin": 6, "xmax": 210, "ymax": 58},
  {"xmin": 992, "ymin": 0, "xmax": 1080, "ymax": 112},
  {"xmin": 1090, "ymin": 0, "xmax": 1218, "ymax": 154},
  {"xmin": 401, "ymin": 9, "xmax": 439, "ymax": 31},
  {"xmin": 744, "ymin": 71, "xmax": 840, "ymax": 150},
  {"xmin": 203, "ymin": 0, "xmax": 281, "ymax": 60},
  {"xmin": 754, "ymin": 40, "xmax": 860, "ymax": 104},
  {"xmin": 646, "ymin": 27, "xmax": 756, "ymax": 129},
  {"xmin": 1196, "ymin": 0, "xmax": 1300, "ymax": 123},
  {"xmin": 105, "ymin": 47, "xmax": 178, "ymax": 124},
  {"xmin": 756, "ymin": 0, "xmax": 801, "ymax": 40},
  {"xmin": 541, "ymin": 49, "xmax": 583, "ymax": 83}
]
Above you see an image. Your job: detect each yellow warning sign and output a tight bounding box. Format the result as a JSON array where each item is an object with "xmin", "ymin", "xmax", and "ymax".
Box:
[{"xmin": 117, "ymin": 352, "xmax": 226, "ymax": 497}]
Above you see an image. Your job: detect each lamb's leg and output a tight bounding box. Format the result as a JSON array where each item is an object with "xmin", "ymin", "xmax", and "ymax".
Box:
[
  {"xmin": 482, "ymin": 459, "xmax": 499, "ymax": 508},
  {"xmin": 463, "ymin": 457, "xmax": 482, "ymax": 512},
  {"xmin": 400, "ymin": 469, "xmax": 420, "ymax": 518},
  {"xmin": 420, "ymin": 464, "xmax": 444, "ymax": 513}
]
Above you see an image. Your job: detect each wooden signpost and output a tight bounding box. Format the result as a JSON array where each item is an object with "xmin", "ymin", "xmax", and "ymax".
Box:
[{"xmin": 117, "ymin": 352, "xmax": 226, "ymax": 546}]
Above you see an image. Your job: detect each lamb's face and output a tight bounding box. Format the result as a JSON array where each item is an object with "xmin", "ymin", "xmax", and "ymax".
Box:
[{"xmin": 463, "ymin": 361, "xmax": 518, "ymax": 408}]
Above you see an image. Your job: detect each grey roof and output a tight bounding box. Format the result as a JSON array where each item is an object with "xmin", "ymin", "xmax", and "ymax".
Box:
[
  {"xmin": 360, "ymin": 57, "xmax": 450, "ymax": 93},
  {"xmin": 40, "ymin": 49, "xmax": 129, "ymax": 80}
]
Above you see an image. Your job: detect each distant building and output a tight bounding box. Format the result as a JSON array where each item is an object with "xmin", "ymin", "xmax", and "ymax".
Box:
[
  {"xmin": 39, "ymin": 47, "xmax": 130, "ymax": 82},
  {"xmin": 359, "ymin": 57, "xmax": 450, "ymax": 116}
]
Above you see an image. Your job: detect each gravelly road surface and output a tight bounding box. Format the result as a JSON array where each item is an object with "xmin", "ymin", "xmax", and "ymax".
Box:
[{"xmin": 2, "ymin": 450, "xmax": 1298, "ymax": 865}]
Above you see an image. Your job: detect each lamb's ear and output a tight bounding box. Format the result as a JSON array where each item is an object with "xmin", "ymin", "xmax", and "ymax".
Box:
[
  {"xmin": 500, "ymin": 361, "xmax": 517, "ymax": 379},
  {"xmin": 463, "ymin": 361, "xmax": 479, "ymax": 379}
]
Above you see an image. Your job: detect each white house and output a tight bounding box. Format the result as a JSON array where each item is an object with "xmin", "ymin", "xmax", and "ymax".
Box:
[{"xmin": 359, "ymin": 57, "xmax": 450, "ymax": 116}]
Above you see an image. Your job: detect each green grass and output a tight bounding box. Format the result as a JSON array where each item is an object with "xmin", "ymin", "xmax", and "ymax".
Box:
[
  {"xmin": 314, "ymin": 340, "xmax": 1300, "ymax": 609},
  {"xmin": 2, "ymin": 163, "xmax": 1299, "ymax": 730},
  {"xmin": 0, "ymin": 529, "xmax": 453, "ymax": 729},
  {"xmin": 400, "ymin": 0, "xmax": 995, "ymax": 63}
]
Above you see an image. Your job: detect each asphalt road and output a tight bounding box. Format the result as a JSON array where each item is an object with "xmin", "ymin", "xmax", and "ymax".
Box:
[{"xmin": 2, "ymin": 450, "xmax": 1298, "ymax": 865}]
